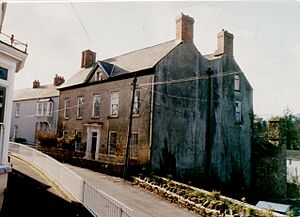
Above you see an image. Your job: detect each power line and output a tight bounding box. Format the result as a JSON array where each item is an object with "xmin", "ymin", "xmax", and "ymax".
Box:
[
  {"xmin": 138, "ymin": 71, "xmax": 241, "ymax": 87},
  {"xmin": 70, "ymin": 3, "xmax": 94, "ymax": 47}
]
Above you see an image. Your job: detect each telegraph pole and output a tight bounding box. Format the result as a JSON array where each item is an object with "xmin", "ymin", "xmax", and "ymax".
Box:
[{"xmin": 123, "ymin": 74, "xmax": 137, "ymax": 179}]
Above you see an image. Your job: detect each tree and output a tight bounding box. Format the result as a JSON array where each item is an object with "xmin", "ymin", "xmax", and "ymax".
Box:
[{"xmin": 279, "ymin": 109, "xmax": 300, "ymax": 150}]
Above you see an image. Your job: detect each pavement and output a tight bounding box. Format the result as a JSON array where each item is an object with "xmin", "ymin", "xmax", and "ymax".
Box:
[{"xmin": 65, "ymin": 164, "xmax": 198, "ymax": 217}]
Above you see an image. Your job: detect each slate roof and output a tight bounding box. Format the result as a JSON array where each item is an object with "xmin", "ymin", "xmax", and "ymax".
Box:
[
  {"xmin": 287, "ymin": 150, "xmax": 300, "ymax": 161},
  {"xmin": 60, "ymin": 67, "xmax": 93, "ymax": 89},
  {"xmin": 13, "ymin": 84, "xmax": 59, "ymax": 101},
  {"xmin": 104, "ymin": 39, "xmax": 180, "ymax": 73},
  {"xmin": 60, "ymin": 39, "xmax": 181, "ymax": 89}
]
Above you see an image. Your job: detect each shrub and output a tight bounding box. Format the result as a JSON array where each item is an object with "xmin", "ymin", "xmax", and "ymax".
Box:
[
  {"xmin": 14, "ymin": 137, "xmax": 27, "ymax": 144},
  {"xmin": 35, "ymin": 131, "xmax": 57, "ymax": 148},
  {"xmin": 57, "ymin": 135, "xmax": 76, "ymax": 150}
]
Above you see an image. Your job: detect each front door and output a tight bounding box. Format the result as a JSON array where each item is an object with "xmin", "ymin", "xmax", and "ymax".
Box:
[{"xmin": 86, "ymin": 127, "xmax": 101, "ymax": 160}]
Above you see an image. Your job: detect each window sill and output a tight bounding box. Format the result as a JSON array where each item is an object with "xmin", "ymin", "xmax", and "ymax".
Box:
[
  {"xmin": 91, "ymin": 116, "xmax": 100, "ymax": 119},
  {"xmin": 64, "ymin": 118, "xmax": 70, "ymax": 120},
  {"xmin": 132, "ymin": 114, "xmax": 140, "ymax": 118},
  {"xmin": 109, "ymin": 116, "xmax": 118, "ymax": 119},
  {"xmin": 76, "ymin": 117, "xmax": 83, "ymax": 120}
]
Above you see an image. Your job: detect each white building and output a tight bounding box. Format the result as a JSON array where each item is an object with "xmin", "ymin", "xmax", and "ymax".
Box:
[
  {"xmin": 287, "ymin": 150, "xmax": 300, "ymax": 184},
  {"xmin": 10, "ymin": 75, "xmax": 64, "ymax": 144},
  {"xmin": 0, "ymin": 2, "xmax": 27, "ymax": 209}
]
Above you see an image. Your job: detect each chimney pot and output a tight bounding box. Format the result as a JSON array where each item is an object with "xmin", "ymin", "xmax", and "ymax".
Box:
[
  {"xmin": 81, "ymin": 50, "xmax": 96, "ymax": 68},
  {"xmin": 33, "ymin": 80, "xmax": 40, "ymax": 88},
  {"xmin": 53, "ymin": 74, "xmax": 65, "ymax": 86},
  {"xmin": 176, "ymin": 13, "xmax": 194, "ymax": 42}
]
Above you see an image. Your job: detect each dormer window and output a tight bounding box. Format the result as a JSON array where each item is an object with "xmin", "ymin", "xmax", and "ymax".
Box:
[{"xmin": 95, "ymin": 71, "xmax": 103, "ymax": 81}]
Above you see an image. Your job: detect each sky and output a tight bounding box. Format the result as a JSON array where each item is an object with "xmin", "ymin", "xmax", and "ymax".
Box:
[{"xmin": 3, "ymin": 1, "xmax": 300, "ymax": 118}]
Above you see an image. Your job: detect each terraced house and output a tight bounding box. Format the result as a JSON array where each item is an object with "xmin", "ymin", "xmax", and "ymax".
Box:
[
  {"xmin": 10, "ymin": 75, "xmax": 65, "ymax": 144},
  {"xmin": 58, "ymin": 13, "xmax": 253, "ymax": 188}
]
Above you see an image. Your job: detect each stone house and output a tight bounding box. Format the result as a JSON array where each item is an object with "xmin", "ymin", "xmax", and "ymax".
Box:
[
  {"xmin": 10, "ymin": 75, "xmax": 64, "ymax": 144},
  {"xmin": 58, "ymin": 13, "xmax": 253, "ymax": 188}
]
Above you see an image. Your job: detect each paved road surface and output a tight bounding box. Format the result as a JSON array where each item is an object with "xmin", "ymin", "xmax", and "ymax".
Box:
[{"xmin": 65, "ymin": 164, "xmax": 198, "ymax": 217}]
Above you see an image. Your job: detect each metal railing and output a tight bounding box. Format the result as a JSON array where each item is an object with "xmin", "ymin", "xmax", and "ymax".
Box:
[
  {"xmin": 0, "ymin": 32, "xmax": 28, "ymax": 53},
  {"xmin": 9, "ymin": 142, "xmax": 133, "ymax": 217},
  {"xmin": 84, "ymin": 182, "xmax": 132, "ymax": 217}
]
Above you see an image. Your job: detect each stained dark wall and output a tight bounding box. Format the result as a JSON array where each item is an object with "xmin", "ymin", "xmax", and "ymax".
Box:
[{"xmin": 151, "ymin": 41, "xmax": 253, "ymax": 188}]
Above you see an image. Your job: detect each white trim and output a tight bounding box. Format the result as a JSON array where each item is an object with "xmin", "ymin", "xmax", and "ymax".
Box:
[
  {"xmin": 86, "ymin": 126, "xmax": 101, "ymax": 160},
  {"xmin": 64, "ymin": 99, "xmax": 70, "ymax": 119},
  {"xmin": 76, "ymin": 97, "xmax": 84, "ymax": 118},
  {"xmin": 110, "ymin": 91, "xmax": 119, "ymax": 117},
  {"xmin": 92, "ymin": 95, "xmax": 100, "ymax": 118}
]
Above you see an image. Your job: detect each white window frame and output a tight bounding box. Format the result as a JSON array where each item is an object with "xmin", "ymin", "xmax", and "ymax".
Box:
[
  {"xmin": 64, "ymin": 99, "xmax": 70, "ymax": 119},
  {"xmin": 130, "ymin": 132, "xmax": 138, "ymax": 159},
  {"xmin": 92, "ymin": 95, "xmax": 101, "ymax": 118},
  {"xmin": 234, "ymin": 74, "xmax": 240, "ymax": 91},
  {"xmin": 36, "ymin": 102, "xmax": 43, "ymax": 116},
  {"xmin": 48, "ymin": 102, "xmax": 53, "ymax": 116},
  {"xmin": 110, "ymin": 91, "xmax": 119, "ymax": 117},
  {"xmin": 95, "ymin": 71, "xmax": 103, "ymax": 81},
  {"xmin": 15, "ymin": 102, "xmax": 20, "ymax": 117},
  {"xmin": 235, "ymin": 101, "xmax": 242, "ymax": 123},
  {"xmin": 108, "ymin": 131, "xmax": 117, "ymax": 155},
  {"xmin": 36, "ymin": 101, "xmax": 53, "ymax": 117},
  {"xmin": 77, "ymin": 97, "xmax": 84, "ymax": 118},
  {"xmin": 133, "ymin": 89, "xmax": 140, "ymax": 116}
]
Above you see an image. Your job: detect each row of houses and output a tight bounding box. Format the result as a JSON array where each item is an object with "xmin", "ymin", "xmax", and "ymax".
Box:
[{"xmin": 10, "ymin": 14, "xmax": 253, "ymax": 188}]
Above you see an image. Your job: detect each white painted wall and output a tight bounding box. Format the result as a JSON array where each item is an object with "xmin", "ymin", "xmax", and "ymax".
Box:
[
  {"xmin": 287, "ymin": 159, "xmax": 300, "ymax": 183},
  {"xmin": 10, "ymin": 97, "xmax": 59, "ymax": 144}
]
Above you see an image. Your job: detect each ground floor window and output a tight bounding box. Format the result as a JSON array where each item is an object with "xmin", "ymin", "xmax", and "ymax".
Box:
[
  {"xmin": 130, "ymin": 133, "xmax": 138, "ymax": 159},
  {"xmin": 108, "ymin": 131, "xmax": 117, "ymax": 155}
]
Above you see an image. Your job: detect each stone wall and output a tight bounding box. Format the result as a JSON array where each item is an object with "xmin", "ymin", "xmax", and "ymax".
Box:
[{"xmin": 151, "ymin": 41, "xmax": 253, "ymax": 189}]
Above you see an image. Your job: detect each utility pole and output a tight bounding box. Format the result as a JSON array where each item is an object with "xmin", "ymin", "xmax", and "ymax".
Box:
[
  {"xmin": 205, "ymin": 67, "xmax": 212, "ymax": 179},
  {"xmin": 123, "ymin": 74, "xmax": 137, "ymax": 179}
]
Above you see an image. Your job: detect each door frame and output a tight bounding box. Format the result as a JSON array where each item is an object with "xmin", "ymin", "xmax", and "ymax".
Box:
[{"xmin": 86, "ymin": 126, "xmax": 101, "ymax": 160}]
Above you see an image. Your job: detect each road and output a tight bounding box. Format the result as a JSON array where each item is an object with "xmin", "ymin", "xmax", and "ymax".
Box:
[{"xmin": 65, "ymin": 164, "xmax": 198, "ymax": 217}]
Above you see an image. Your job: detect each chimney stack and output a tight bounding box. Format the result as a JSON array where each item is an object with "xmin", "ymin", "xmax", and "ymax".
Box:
[
  {"xmin": 33, "ymin": 80, "xmax": 40, "ymax": 88},
  {"xmin": 53, "ymin": 74, "xmax": 65, "ymax": 86},
  {"xmin": 215, "ymin": 29, "xmax": 234, "ymax": 56},
  {"xmin": 176, "ymin": 13, "xmax": 194, "ymax": 42},
  {"xmin": 81, "ymin": 50, "xmax": 96, "ymax": 68}
]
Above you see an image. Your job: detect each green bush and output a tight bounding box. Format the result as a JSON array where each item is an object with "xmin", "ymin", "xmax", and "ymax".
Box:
[{"xmin": 57, "ymin": 135, "xmax": 76, "ymax": 150}]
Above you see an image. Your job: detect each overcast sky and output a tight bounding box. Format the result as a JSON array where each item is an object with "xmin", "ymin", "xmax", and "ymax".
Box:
[{"xmin": 3, "ymin": 1, "xmax": 300, "ymax": 118}]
